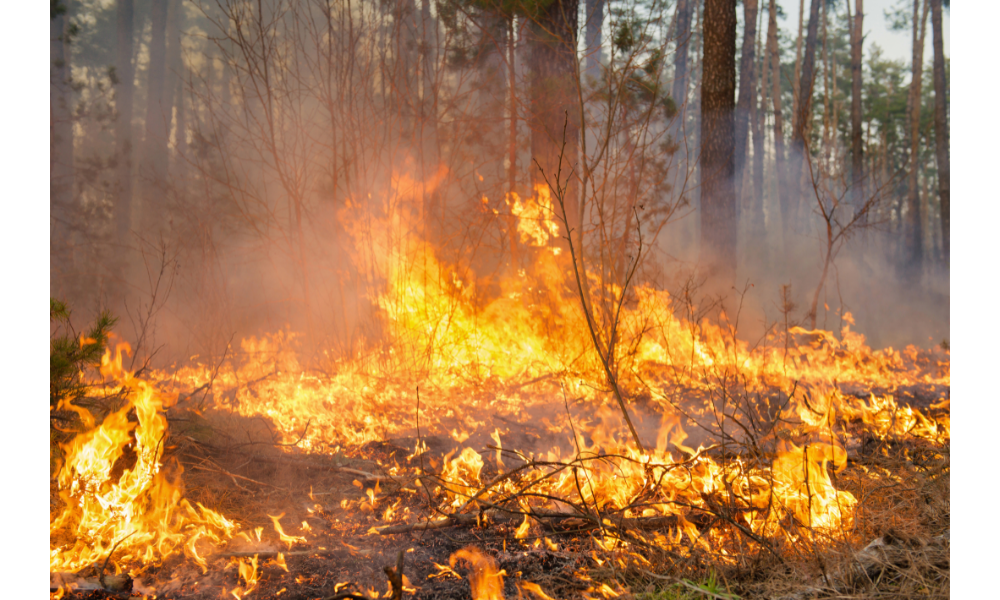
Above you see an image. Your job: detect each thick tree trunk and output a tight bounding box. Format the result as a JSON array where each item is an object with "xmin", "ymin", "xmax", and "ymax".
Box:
[
  {"xmin": 142, "ymin": 0, "xmax": 169, "ymax": 230},
  {"xmin": 527, "ymin": 0, "xmax": 580, "ymax": 227},
  {"xmin": 51, "ymin": 3, "xmax": 75, "ymax": 260},
  {"xmin": 734, "ymin": 0, "xmax": 759, "ymax": 211},
  {"xmin": 788, "ymin": 0, "xmax": 821, "ymax": 233},
  {"xmin": 115, "ymin": 0, "xmax": 135, "ymax": 246},
  {"xmin": 931, "ymin": 0, "xmax": 948, "ymax": 265},
  {"xmin": 850, "ymin": 0, "xmax": 864, "ymax": 210},
  {"xmin": 584, "ymin": 0, "xmax": 605, "ymax": 80},
  {"xmin": 767, "ymin": 0, "xmax": 788, "ymax": 254},
  {"xmin": 902, "ymin": 0, "xmax": 929, "ymax": 282},
  {"xmin": 699, "ymin": 0, "xmax": 738, "ymax": 284}
]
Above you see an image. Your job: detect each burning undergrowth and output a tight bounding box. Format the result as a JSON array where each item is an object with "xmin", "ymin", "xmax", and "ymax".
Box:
[{"xmin": 50, "ymin": 183, "xmax": 949, "ymax": 599}]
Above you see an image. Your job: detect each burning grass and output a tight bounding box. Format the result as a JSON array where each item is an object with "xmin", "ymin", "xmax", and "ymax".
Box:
[{"xmin": 49, "ymin": 183, "xmax": 949, "ymax": 599}]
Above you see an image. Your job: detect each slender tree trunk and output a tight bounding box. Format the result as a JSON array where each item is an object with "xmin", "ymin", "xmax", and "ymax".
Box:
[
  {"xmin": 767, "ymin": 0, "xmax": 788, "ymax": 255},
  {"xmin": 672, "ymin": 0, "xmax": 694, "ymax": 125},
  {"xmin": 115, "ymin": 0, "xmax": 135, "ymax": 246},
  {"xmin": 903, "ymin": 0, "xmax": 929, "ymax": 282},
  {"xmin": 166, "ymin": 0, "xmax": 185, "ymax": 177},
  {"xmin": 691, "ymin": 0, "xmax": 705, "ymax": 254},
  {"xmin": 751, "ymin": 4, "xmax": 767, "ymax": 256},
  {"xmin": 789, "ymin": 0, "xmax": 821, "ymax": 233},
  {"xmin": 142, "ymin": 0, "xmax": 169, "ymax": 231},
  {"xmin": 506, "ymin": 16, "xmax": 522, "ymax": 269},
  {"xmin": 671, "ymin": 0, "xmax": 694, "ymax": 212},
  {"xmin": 174, "ymin": 71, "xmax": 187, "ymax": 168},
  {"xmin": 699, "ymin": 0, "xmax": 738, "ymax": 284},
  {"xmin": 584, "ymin": 0, "xmax": 605, "ymax": 80},
  {"xmin": 51, "ymin": 2, "xmax": 75, "ymax": 260},
  {"xmin": 792, "ymin": 0, "xmax": 805, "ymax": 117},
  {"xmin": 820, "ymin": 0, "xmax": 831, "ymax": 169},
  {"xmin": 419, "ymin": 0, "xmax": 442, "ymax": 233},
  {"xmin": 734, "ymin": 0, "xmax": 759, "ymax": 212},
  {"xmin": 850, "ymin": 0, "xmax": 864, "ymax": 211},
  {"xmin": 931, "ymin": 0, "xmax": 948, "ymax": 265},
  {"xmin": 508, "ymin": 16, "xmax": 519, "ymax": 196}
]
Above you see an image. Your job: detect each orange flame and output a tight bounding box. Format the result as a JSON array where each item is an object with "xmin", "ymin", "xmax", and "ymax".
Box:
[
  {"xmin": 50, "ymin": 342, "xmax": 237, "ymax": 577},
  {"xmin": 450, "ymin": 546, "xmax": 505, "ymax": 600}
]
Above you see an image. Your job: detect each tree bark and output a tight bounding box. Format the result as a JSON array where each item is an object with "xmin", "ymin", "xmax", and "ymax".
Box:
[
  {"xmin": 902, "ymin": 0, "xmax": 929, "ymax": 282},
  {"xmin": 115, "ymin": 0, "xmax": 135, "ymax": 246},
  {"xmin": 734, "ymin": 0, "xmax": 759, "ymax": 212},
  {"xmin": 142, "ymin": 0, "xmax": 169, "ymax": 230},
  {"xmin": 931, "ymin": 0, "xmax": 948, "ymax": 265},
  {"xmin": 850, "ymin": 0, "xmax": 864, "ymax": 211},
  {"xmin": 51, "ymin": 1, "xmax": 75, "ymax": 260},
  {"xmin": 699, "ymin": 0, "xmax": 738, "ymax": 284},
  {"xmin": 788, "ymin": 0, "xmax": 821, "ymax": 233}
]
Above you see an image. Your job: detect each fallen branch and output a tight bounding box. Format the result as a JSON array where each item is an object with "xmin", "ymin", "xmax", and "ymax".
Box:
[
  {"xmin": 250, "ymin": 455, "xmax": 386, "ymax": 482},
  {"xmin": 215, "ymin": 549, "xmax": 343, "ymax": 559},
  {"xmin": 189, "ymin": 464, "xmax": 281, "ymax": 489}
]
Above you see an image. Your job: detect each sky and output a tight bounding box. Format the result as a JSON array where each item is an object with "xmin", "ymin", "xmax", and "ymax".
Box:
[{"xmin": 781, "ymin": 0, "xmax": 949, "ymax": 65}]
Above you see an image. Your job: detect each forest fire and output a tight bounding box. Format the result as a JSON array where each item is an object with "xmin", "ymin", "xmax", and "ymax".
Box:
[
  {"xmin": 47, "ymin": 0, "xmax": 952, "ymax": 595},
  {"xmin": 49, "ymin": 179, "xmax": 948, "ymax": 599}
]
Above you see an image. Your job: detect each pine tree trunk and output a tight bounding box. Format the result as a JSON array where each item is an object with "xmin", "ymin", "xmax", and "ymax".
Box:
[
  {"xmin": 820, "ymin": 0, "xmax": 831, "ymax": 169},
  {"xmin": 672, "ymin": 0, "xmax": 694, "ymax": 121},
  {"xmin": 174, "ymin": 71, "xmax": 187, "ymax": 167},
  {"xmin": 166, "ymin": 0, "xmax": 185, "ymax": 177},
  {"xmin": 850, "ymin": 0, "xmax": 864, "ymax": 210},
  {"xmin": 51, "ymin": 2, "xmax": 75, "ymax": 261},
  {"xmin": 903, "ymin": 0, "xmax": 929, "ymax": 282},
  {"xmin": 507, "ymin": 16, "xmax": 521, "ymax": 268},
  {"xmin": 789, "ymin": 0, "xmax": 821, "ymax": 233},
  {"xmin": 734, "ymin": 0, "xmax": 759, "ymax": 213},
  {"xmin": 508, "ymin": 16, "xmax": 519, "ymax": 195},
  {"xmin": 671, "ymin": 0, "xmax": 694, "ymax": 205},
  {"xmin": 768, "ymin": 0, "xmax": 788, "ymax": 255},
  {"xmin": 751, "ymin": 4, "xmax": 767, "ymax": 256},
  {"xmin": 527, "ymin": 0, "xmax": 580, "ymax": 230},
  {"xmin": 931, "ymin": 0, "xmax": 948, "ymax": 265},
  {"xmin": 142, "ymin": 0, "xmax": 169, "ymax": 230},
  {"xmin": 419, "ymin": 0, "xmax": 442, "ymax": 231},
  {"xmin": 699, "ymin": 0, "xmax": 738, "ymax": 284},
  {"xmin": 792, "ymin": 0, "xmax": 805, "ymax": 118},
  {"xmin": 115, "ymin": 0, "xmax": 135, "ymax": 246}
]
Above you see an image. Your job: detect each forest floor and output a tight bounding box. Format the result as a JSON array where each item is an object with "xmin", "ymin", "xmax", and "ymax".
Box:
[{"xmin": 50, "ymin": 381, "xmax": 949, "ymax": 600}]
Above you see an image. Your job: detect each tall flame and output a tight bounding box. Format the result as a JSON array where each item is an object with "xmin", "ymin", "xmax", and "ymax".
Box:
[{"xmin": 50, "ymin": 341, "xmax": 237, "ymax": 576}]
